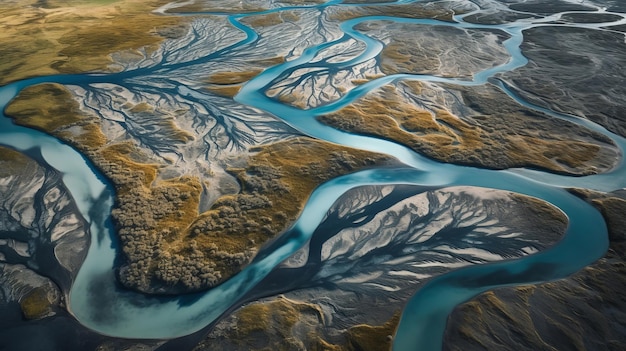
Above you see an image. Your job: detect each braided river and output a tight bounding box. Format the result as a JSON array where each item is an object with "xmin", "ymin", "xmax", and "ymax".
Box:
[{"xmin": 1, "ymin": 1, "xmax": 625, "ymax": 350}]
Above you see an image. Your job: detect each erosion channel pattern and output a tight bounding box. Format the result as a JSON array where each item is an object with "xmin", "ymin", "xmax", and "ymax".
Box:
[{"xmin": 0, "ymin": 0, "xmax": 625, "ymax": 350}]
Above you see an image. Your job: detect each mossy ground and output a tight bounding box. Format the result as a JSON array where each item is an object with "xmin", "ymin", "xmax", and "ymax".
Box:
[
  {"xmin": 345, "ymin": 312, "xmax": 400, "ymax": 351},
  {"xmin": 169, "ymin": 1, "xmax": 267, "ymax": 14},
  {"xmin": 203, "ymin": 57, "xmax": 284, "ymax": 98},
  {"xmin": 444, "ymin": 190, "xmax": 626, "ymax": 351},
  {"xmin": 19, "ymin": 287, "xmax": 55, "ymax": 320},
  {"xmin": 5, "ymin": 83, "xmax": 85, "ymax": 131},
  {"xmin": 328, "ymin": 2, "xmax": 458, "ymax": 22},
  {"xmin": 319, "ymin": 81, "xmax": 613, "ymax": 175},
  {"xmin": 204, "ymin": 70, "xmax": 263, "ymax": 98},
  {"xmin": 0, "ymin": 0, "xmax": 184, "ymax": 84}
]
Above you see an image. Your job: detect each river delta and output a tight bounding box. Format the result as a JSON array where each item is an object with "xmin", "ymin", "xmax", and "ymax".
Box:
[{"xmin": 0, "ymin": 0, "xmax": 625, "ymax": 350}]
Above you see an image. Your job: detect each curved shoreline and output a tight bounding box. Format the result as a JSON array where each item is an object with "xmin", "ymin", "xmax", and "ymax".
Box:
[{"xmin": 0, "ymin": 0, "xmax": 625, "ymax": 349}]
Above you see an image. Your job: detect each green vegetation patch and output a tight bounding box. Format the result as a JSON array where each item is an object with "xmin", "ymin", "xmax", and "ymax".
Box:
[{"xmin": 4, "ymin": 79, "xmax": 397, "ymax": 294}]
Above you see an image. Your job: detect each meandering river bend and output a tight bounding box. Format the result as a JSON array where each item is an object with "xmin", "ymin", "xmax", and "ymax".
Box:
[{"xmin": 1, "ymin": 0, "xmax": 625, "ymax": 350}]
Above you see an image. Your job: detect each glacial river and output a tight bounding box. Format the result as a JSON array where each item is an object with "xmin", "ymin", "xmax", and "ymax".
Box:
[{"xmin": 1, "ymin": 0, "xmax": 625, "ymax": 350}]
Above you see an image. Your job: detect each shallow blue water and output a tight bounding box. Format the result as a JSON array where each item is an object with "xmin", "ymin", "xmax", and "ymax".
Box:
[{"xmin": 0, "ymin": 0, "xmax": 624, "ymax": 349}]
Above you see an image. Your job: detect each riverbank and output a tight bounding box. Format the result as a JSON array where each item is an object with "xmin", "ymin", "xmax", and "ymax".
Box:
[{"xmin": 443, "ymin": 189, "xmax": 626, "ymax": 350}]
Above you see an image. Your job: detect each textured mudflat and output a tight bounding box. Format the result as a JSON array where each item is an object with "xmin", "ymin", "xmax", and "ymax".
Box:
[
  {"xmin": 319, "ymin": 80, "xmax": 618, "ymax": 175},
  {"xmin": 499, "ymin": 26, "xmax": 626, "ymax": 138},
  {"xmin": 443, "ymin": 190, "xmax": 626, "ymax": 351}
]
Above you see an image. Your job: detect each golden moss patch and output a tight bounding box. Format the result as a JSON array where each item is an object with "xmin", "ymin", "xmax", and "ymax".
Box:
[
  {"xmin": 175, "ymin": 137, "xmax": 395, "ymax": 290},
  {"xmin": 240, "ymin": 12, "xmax": 284, "ymax": 28},
  {"xmin": 199, "ymin": 296, "xmax": 402, "ymax": 351},
  {"xmin": 5, "ymin": 79, "xmax": 396, "ymax": 294},
  {"xmin": 203, "ymin": 70, "xmax": 262, "ymax": 97},
  {"xmin": 346, "ymin": 312, "xmax": 400, "ymax": 351},
  {"xmin": 196, "ymin": 296, "xmax": 331, "ymax": 351},
  {"xmin": 205, "ymin": 86, "xmax": 243, "ymax": 98},
  {"xmin": 170, "ymin": 1, "xmax": 267, "ymax": 14},
  {"xmin": 318, "ymin": 81, "xmax": 613, "ymax": 175},
  {"xmin": 203, "ymin": 60, "xmax": 283, "ymax": 98},
  {"xmin": 6, "ymin": 83, "xmax": 107, "ymax": 150},
  {"xmin": 0, "ymin": 147, "xmax": 35, "ymax": 178},
  {"xmin": 0, "ymin": 0, "xmax": 185, "ymax": 84},
  {"xmin": 205, "ymin": 70, "xmax": 263, "ymax": 85},
  {"xmin": 236, "ymin": 297, "xmax": 324, "ymax": 337},
  {"xmin": 20, "ymin": 287, "xmax": 55, "ymax": 320}
]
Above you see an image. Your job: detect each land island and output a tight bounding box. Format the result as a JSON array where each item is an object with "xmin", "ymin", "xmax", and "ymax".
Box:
[{"xmin": 1, "ymin": 0, "xmax": 625, "ymax": 350}]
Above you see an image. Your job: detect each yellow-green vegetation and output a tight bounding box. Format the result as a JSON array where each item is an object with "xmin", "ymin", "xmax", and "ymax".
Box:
[
  {"xmin": 19, "ymin": 287, "xmax": 56, "ymax": 320},
  {"xmin": 199, "ymin": 297, "xmax": 401, "ymax": 351},
  {"xmin": 5, "ymin": 83, "xmax": 108, "ymax": 149},
  {"xmin": 204, "ymin": 85, "xmax": 244, "ymax": 98},
  {"xmin": 174, "ymin": 137, "xmax": 395, "ymax": 290},
  {"xmin": 0, "ymin": 147, "xmax": 34, "ymax": 178},
  {"xmin": 195, "ymin": 297, "xmax": 334, "ymax": 351},
  {"xmin": 170, "ymin": 0, "xmax": 267, "ymax": 14},
  {"xmin": 4, "ymin": 83, "xmax": 85, "ymax": 131},
  {"xmin": 510, "ymin": 194, "xmax": 568, "ymax": 232},
  {"xmin": 204, "ymin": 70, "xmax": 263, "ymax": 97},
  {"xmin": 126, "ymin": 102, "xmax": 195, "ymax": 143},
  {"xmin": 236, "ymin": 297, "xmax": 324, "ymax": 337},
  {"xmin": 5, "ymin": 82, "xmax": 395, "ymax": 294},
  {"xmin": 346, "ymin": 312, "xmax": 400, "ymax": 351},
  {"xmin": 205, "ymin": 71, "xmax": 263, "ymax": 85},
  {"xmin": 240, "ymin": 13, "xmax": 284, "ymax": 28},
  {"xmin": 319, "ymin": 81, "xmax": 613, "ymax": 175},
  {"xmin": 0, "ymin": 0, "xmax": 185, "ymax": 84},
  {"xmin": 276, "ymin": 91, "xmax": 308, "ymax": 109},
  {"xmin": 448, "ymin": 288, "xmax": 540, "ymax": 349},
  {"xmin": 380, "ymin": 40, "xmax": 445, "ymax": 76},
  {"xmin": 204, "ymin": 58, "xmax": 284, "ymax": 98},
  {"xmin": 444, "ymin": 191, "xmax": 626, "ymax": 351},
  {"xmin": 239, "ymin": 10, "xmax": 301, "ymax": 28},
  {"xmin": 351, "ymin": 74, "xmax": 385, "ymax": 86}
]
